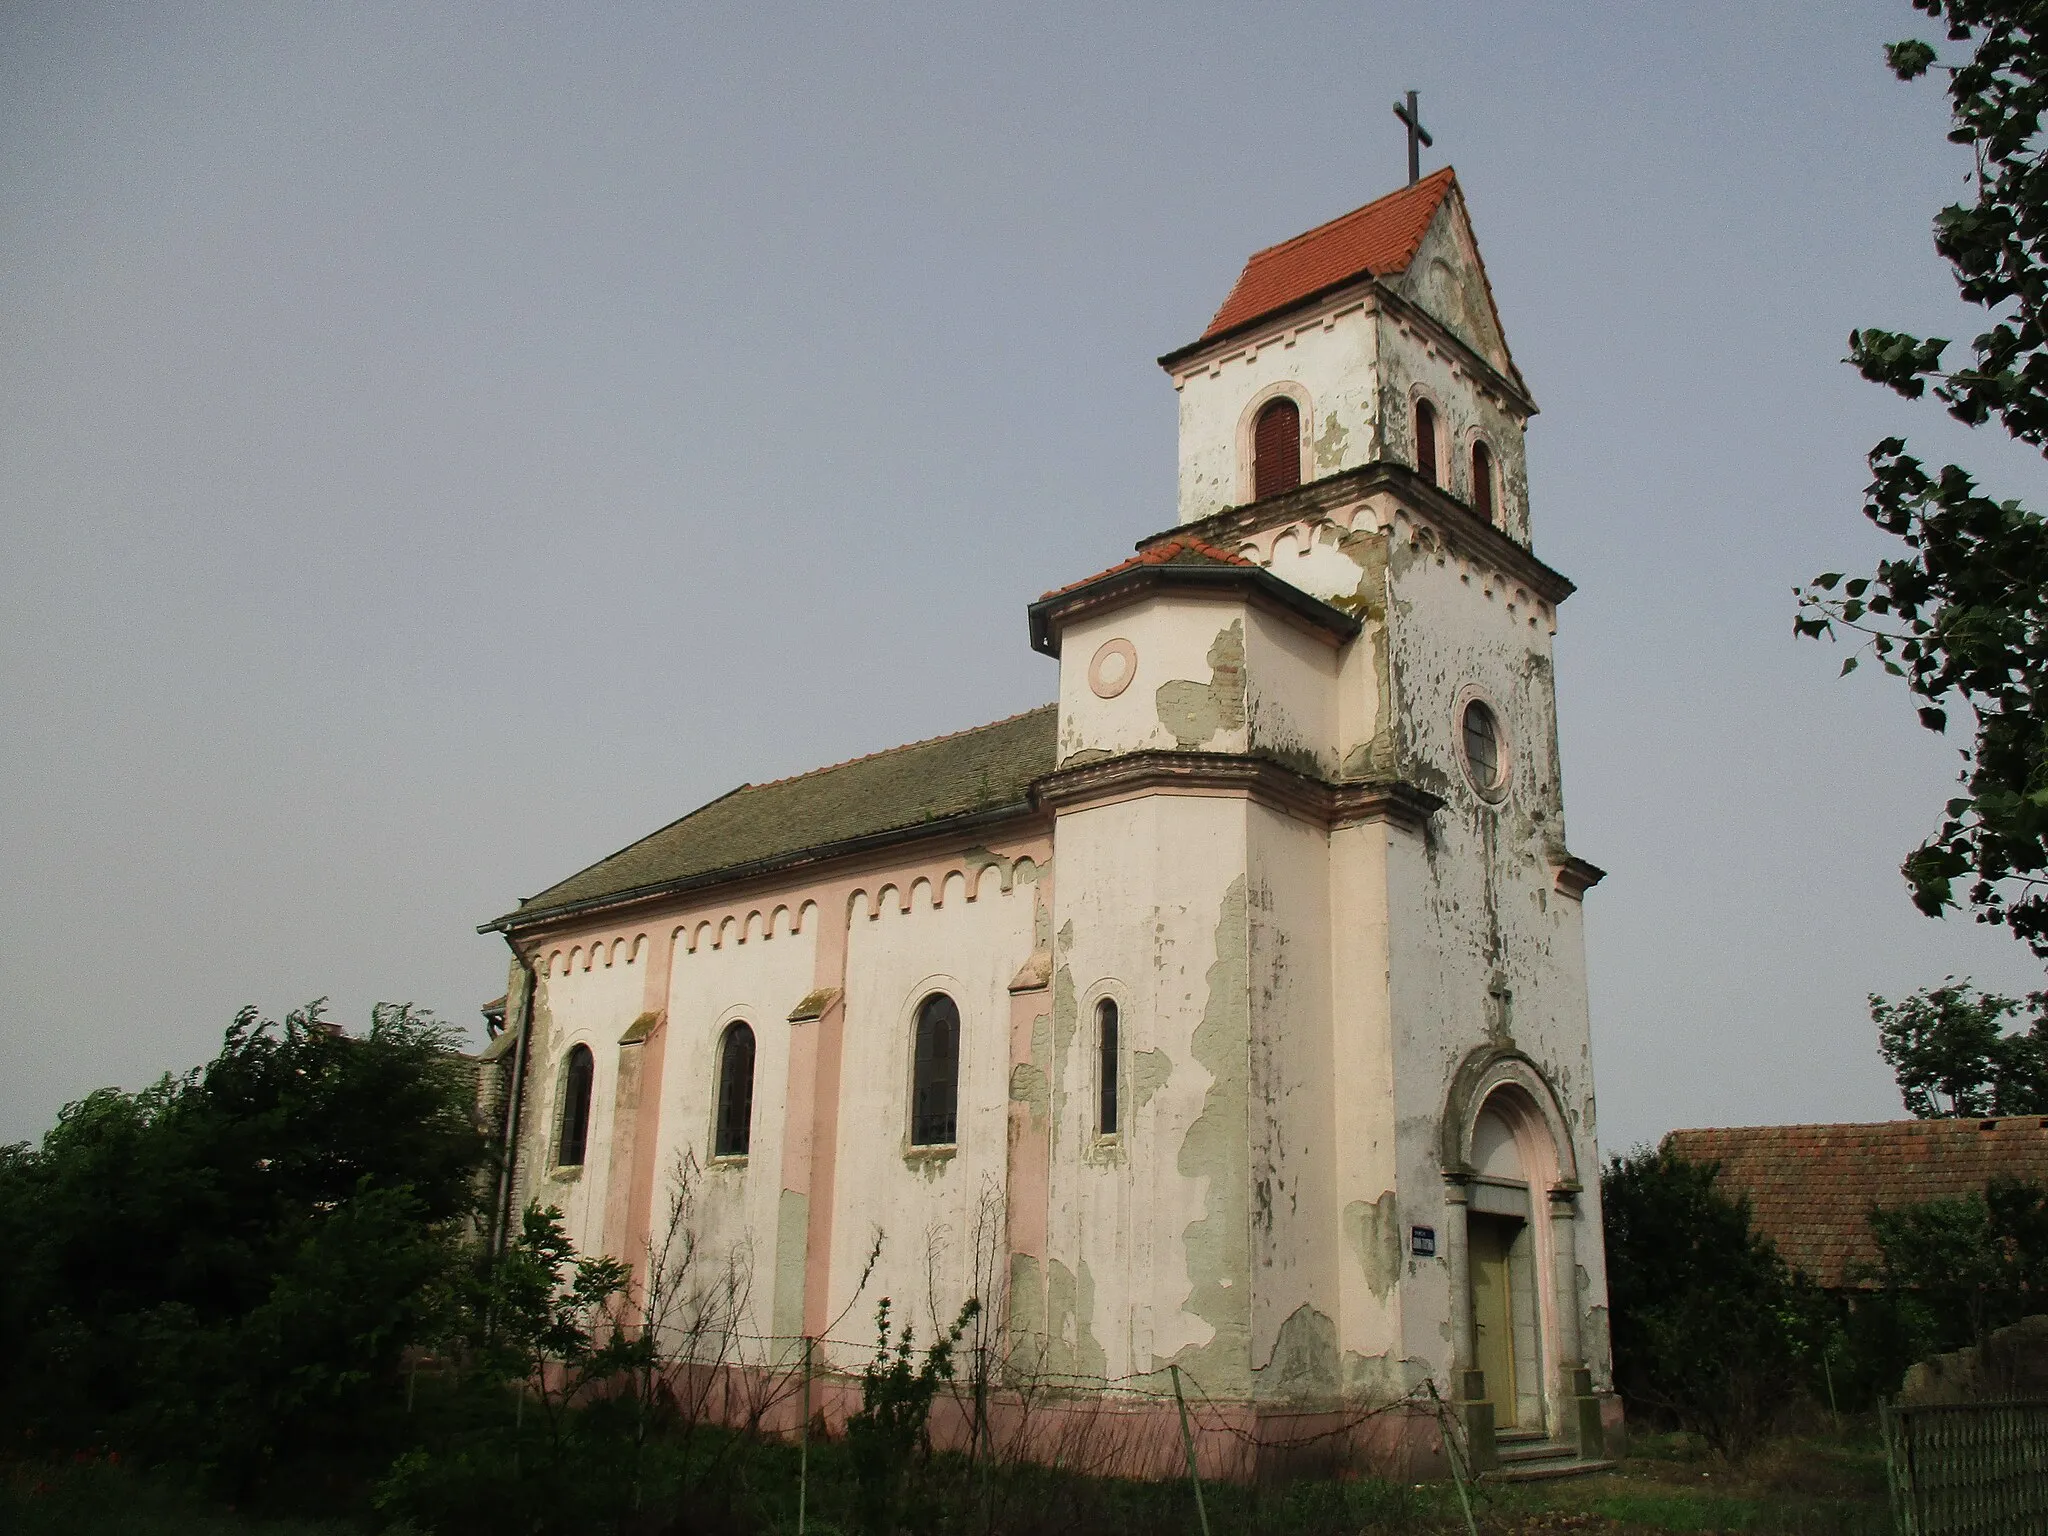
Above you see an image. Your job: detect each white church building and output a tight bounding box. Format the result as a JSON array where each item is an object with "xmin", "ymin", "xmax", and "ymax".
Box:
[{"xmin": 481, "ymin": 166, "xmax": 1616, "ymax": 1478}]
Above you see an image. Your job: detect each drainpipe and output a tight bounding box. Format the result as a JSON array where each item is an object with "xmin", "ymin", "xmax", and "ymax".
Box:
[{"xmin": 491, "ymin": 939, "xmax": 537, "ymax": 1256}]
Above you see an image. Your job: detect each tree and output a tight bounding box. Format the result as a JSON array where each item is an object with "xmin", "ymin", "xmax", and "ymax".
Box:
[
  {"xmin": 0, "ymin": 1000, "xmax": 489, "ymax": 1478},
  {"xmin": 1870, "ymin": 1176, "xmax": 2048, "ymax": 1349},
  {"xmin": 1602, "ymin": 1147, "xmax": 1814, "ymax": 1456},
  {"xmin": 1873, "ymin": 977, "xmax": 2048, "ymax": 1114},
  {"xmin": 1796, "ymin": 1, "xmax": 2048, "ymax": 955}
]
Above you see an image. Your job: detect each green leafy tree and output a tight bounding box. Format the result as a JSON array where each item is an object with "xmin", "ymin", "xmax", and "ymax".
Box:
[
  {"xmin": 1796, "ymin": 1, "xmax": 2048, "ymax": 954},
  {"xmin": 1869, "ymin": 1176, "xmax": 2048, "ymax": 1349},
  {"xmin": 0, "ymin": 1000, "xmax": 488, "ymax": 1480},
  {"xmin": 1874, "ymin": 978, "xmax": 2048, "ymax": 1113},
  {"xmin": 1602, "ymin": 1147, "xmax": 1812, "ymax": 1456},
  {"xmin": 844, "ymin": 1296, "xmax": 977, "ymax": 1536}
]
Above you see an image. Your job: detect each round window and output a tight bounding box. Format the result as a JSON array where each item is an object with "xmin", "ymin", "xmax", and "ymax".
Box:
[{"xmin": 1460, "ymin": 698, "xmax": 1507, "ymax": 799}]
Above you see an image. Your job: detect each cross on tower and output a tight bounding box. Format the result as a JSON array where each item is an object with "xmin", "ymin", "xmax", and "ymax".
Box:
[{"xmin": 1392, "ymin": 89, "xmax": 1432, "ymax": 185}]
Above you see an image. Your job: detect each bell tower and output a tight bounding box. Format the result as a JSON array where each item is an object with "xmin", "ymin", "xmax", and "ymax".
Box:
[
  {"xmin": 1160, "ymin": 167, "xmax": 1536, "ymax": 548},
  {"xmin": 1040, "ymin": 166, "xmax": 1614, "ymax": 1460}
]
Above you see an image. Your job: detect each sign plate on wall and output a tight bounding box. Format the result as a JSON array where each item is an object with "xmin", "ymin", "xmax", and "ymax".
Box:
[{"xmin": 1410, "ymin": 1225, "xmax": 1437, "ymax": 1258}]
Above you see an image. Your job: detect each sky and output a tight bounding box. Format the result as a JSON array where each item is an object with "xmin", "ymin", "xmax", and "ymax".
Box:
[{"xmin": 4, "ymin": 2, "xmax": 2044, "ymax": 1152}]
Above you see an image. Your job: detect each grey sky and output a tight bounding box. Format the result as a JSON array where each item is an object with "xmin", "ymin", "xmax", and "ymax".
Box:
[{"xmin": 4, "ymin": 2, "xmax": 2042, "ymax": 1151}]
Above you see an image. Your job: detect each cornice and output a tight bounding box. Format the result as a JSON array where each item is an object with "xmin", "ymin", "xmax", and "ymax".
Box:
[
  {"xmin": 1156, "ymin": 275, "xmax": 1537, "ymax": 421},
  {"xmin": 1026, "ymin": 560, "xmax": 1360, "ymax": 657},
  {"xmin": 1553, "ymin": 856, "xmax": 1606, "ymax": 900},
  {"xmin": 481, "ymin": 799, "xmax": 1051, "ymax": 938},
  {"xmin": 1140, "ymin": 462, "xmax": 1575, "ymax": 609},
  {"xmin": 1033, "ymin": 750, "xmax": 1443, "ymax": 834}
]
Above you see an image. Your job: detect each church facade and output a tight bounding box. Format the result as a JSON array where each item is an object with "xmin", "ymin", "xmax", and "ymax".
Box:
[{"xmin": 481, "ymin": 167, "xmax": 1615, "ymax": 1475}]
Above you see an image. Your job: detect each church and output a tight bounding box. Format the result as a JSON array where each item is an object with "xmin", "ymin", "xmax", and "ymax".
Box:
[{"xmin": 479, "ymin": 164, "xmax": 1617, "ymax": 1478}]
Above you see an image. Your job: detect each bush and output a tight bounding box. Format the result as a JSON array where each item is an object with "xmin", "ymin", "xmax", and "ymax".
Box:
[
  {"xmin": 0, "ymin": 1001, "xmax": 489, "ymax": 1488},
  {"xmin": 1603, "ymin": 1147, "xmax": 1816, "ymax": 1455}
]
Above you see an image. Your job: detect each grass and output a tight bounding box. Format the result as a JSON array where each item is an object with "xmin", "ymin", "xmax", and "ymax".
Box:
[
  {"xmin": 1, "ymin": 1454, "xmax": 363, "ymax": 1536},
  {"xmin": 0, "ymin": 1428, "xmax": 1894, "ymax": 1535}
]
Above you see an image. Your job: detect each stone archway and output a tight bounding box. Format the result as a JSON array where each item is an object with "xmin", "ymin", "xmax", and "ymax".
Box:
[{"xmin": 1440, "ymin": 1049, "xmax": 1585, "ymax": 1445}]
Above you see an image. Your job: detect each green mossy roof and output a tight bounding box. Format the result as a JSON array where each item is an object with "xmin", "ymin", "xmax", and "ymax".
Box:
[{"xmin": 492, "ymin": 705, "xmax": 1058, "ymax": 929}]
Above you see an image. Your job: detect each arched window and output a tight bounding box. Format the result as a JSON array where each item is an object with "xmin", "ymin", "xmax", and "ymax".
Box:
[
  {"xmin": 1252, "ymin": 397, "xmax": 1302, "ymax": 500},
  {"xmin": 556, "ymin": 1043, "xmax": 594, "ymax": 1167},
  {"xmin": 911, "ymin": 992, "xmax": 960, "ymax": 1146},
  {"xmin": 1471, "ymin": 439, "xmax": 1495, "ymax": 524},
  {"xmin": 1097, "ymin": 999, "xmax": 1120, "ymax": 1136},
  {"xmin": 1415, "ymin": 398, "xmax": 1439, "ymax": 485},
  {"xmin": 714, "ymin": 1021, "xmax": 756, "ymax": 1157}
]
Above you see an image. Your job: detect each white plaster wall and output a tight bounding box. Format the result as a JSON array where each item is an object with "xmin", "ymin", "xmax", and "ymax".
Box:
[
  {"xmin": 1046, "ymin": 792, "xmax": 1251, "ymax": 1390},
  {"xmin": 1055, "ymin": 596, "xmax": 1253, "ymax": 764},
  {"xmin": 1380, "ymin": 540, "xmax": 1607, "ymax": 1406},
  {"xmin": 657, "ymin": 909, "xmax": 819, "ymax": 1343},
  {"xmin": 1376, "ymin": 307, "xmax": 1530, "ymax": 545},
  {"xmin": 1244, "ymin": 801, "xmax": 1341, "ymax": 1400},
  {"xmin": 828, "ymin": 867, "xmax": 1039, "ymax": 1369},
  {"xmin": 1242, "ymin": 604, "xmax": 1341, "ymax": 776},
  {"xmin": 524, "ymin": 942, "xmax": 646, "ymax": 1258},
  {"xmin": 1326, "ymin": 820, "xmax": 1410, "ymax": 1394},
  {"xmin": 1173, "ymin": 304, "xmax": 1381, "ymax": 524}
]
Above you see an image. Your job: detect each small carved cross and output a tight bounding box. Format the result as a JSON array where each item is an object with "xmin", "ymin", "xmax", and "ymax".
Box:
[{"xmin": 1392, "ymin": 89, "xmax": 1433, "ymax": 185}]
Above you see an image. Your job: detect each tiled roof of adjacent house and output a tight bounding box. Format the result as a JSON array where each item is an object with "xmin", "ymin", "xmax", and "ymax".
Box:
[
  {"xmin": 1665, "ymin": 1119, "xmax": 2048, "ymax": 1289},
  {"xmin": 1038, "ymin": 535, "xmax": 1253, "ymax": 601},
  {"xmin": 487, "ymin": 705, "xmax": 1058, "ymax": 929},
  {"xmin": 1203, "ymin": 167, "xmax": 1458, "ymax": 340}
]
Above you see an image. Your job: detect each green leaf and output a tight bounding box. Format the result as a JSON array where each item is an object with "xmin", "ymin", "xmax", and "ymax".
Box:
[
  {"xmin": 1842, "ymin": 656, "xmax": 1860, "ymax": 676},
  {"xmin": 1886, "ymin": 38, "xmax": 1937, "ymax": 79}
]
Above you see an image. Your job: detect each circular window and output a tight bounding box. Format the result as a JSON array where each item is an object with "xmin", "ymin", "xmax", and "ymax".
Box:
[
  {"xmin": 1459, "ymin": 698, "xmax": 1507, "ymax": 799},
  {"xmin": 1088, "ymin": 638, "xmax": 1137, "ymax": 699}
]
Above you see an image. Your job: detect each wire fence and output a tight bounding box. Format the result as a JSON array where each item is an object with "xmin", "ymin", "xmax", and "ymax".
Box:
[
  {"xmin": 668, "ymin": 1325, "xmax": 1442, "ymax": 1452},
  {"xmin": 1882, "ymin": 1398, "xmax": 2048, "ymax": 1536}
]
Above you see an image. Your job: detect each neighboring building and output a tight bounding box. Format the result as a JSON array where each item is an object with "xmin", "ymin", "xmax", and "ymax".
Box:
[
  {"xmin": 479, "ymin": 167, "xmax": 1614, "ymax": 1476},
  {"xmin": 1666, "ymin": 1119, "xmax": 2048, "ymax": 1290}
]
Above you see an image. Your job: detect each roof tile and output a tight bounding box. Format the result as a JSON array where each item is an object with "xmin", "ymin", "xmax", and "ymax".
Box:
[
  {"xmin": 1204, "ymin": 168, "xmax": 1457, "ymax": 339},
  {"xmin": 494, "ymin": 705, "xmax": 1058, "ymax": 926},
  {"xmin": 1665, "ymin": 1119, "xmax": 2048, "ymax": 1289}
]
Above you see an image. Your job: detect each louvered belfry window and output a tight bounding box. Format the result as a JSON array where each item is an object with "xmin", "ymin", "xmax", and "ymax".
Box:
[
  {"xmin": 1472, "ymin": 439, "xmax": 1495, "ymax": 524},
  {"xmin": 1415, "ymin": 398, "xmax": 1439, "ymax": 485},
  {"xmin": 1252, "ymin": 397, "xmax": 1302, "ymax": 500}
]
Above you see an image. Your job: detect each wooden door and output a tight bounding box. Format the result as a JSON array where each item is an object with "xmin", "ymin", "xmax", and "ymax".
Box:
[{"xmin": 1469, "ymin": 1214, "xmax": 1519, "ymax": 1428}]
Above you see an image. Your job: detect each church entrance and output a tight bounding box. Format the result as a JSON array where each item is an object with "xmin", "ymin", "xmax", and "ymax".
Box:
[
  {"xmin": 1469, "ymin": 1212, "xmax": 1521, "ymax": 1427},
  {"xmin": 1466, "ymin": 1097, "xmax": 1548, "ymax": 1433}
]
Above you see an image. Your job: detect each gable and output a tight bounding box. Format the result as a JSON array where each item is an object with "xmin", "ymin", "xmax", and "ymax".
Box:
[
  {"xmin": 1199, "ymin": 169, "xmax": 1456, "ymax": 342},
  {"xmin": 1390, "ymin": 189, "xmax": 1518, "ymax": 382}
]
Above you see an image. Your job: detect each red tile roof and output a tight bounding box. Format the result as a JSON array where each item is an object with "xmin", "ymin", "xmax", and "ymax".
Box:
[
  {"xmin": 1664, "ymin": 1119, "xmax": 2048, "ymax": 1289},
  {"xmin": 1204, "ymin": 167, "xmax": 1458, "ymax": 339},
  {"xmin": 1038, "ymin": 535, "xmax": 1253, "ymax": 602}
]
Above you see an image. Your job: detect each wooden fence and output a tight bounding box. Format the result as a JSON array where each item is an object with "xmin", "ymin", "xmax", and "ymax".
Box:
[{"xmin": 1882, "ymin": 1399, "xmax": 2048, "ymax": 1535}]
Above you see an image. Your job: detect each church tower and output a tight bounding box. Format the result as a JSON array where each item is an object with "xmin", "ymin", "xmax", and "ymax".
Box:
[{"xmin": 1024, "ymin": 166, "xmax": 1613, "ymax": 1467}]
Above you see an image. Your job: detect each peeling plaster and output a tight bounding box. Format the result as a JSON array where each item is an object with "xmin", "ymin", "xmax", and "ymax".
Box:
[
  {"xmin": 1156, "ymin": 620, "xmax": 1246, "ymax": 749},
  {"xmin": 773, "ymin": 1189, "xmax": 809, "ymax": 1340},
  {"xmin": 1169, "ymin": 874, "xmax": 1251, "ymax": 1391},
  {"xmin": 1313, "ymin": 411, "xmax": 1350, "ymax": 473},
  {"xmin": 1131, "ymin": 1047, "xmax": 1173, "ymax": 1114},
  {"xmin": 1046, "ymin": 1256, "xmax": 1108, "ymax": 1383},
  {"xmin": 1256, "ymin": 1303, "xmax": 1341, "ymax": 1402},
  {"xmin": 1344, "ymin": 1191, "xmax": 1403, "ymax": 1302},
  {"xmin": 1009, "ymin": 1252, "xmax": 1045, "ymax": 1350}
]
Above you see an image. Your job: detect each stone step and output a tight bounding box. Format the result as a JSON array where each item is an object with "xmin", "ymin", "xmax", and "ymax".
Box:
[
  {"xmin": 1497, "ymin": 1438, "xmax": 1578, "ymax": 1463},
  {"xmin": 1484, "ymin": 1454, "xmax": 1618, "ymax": 1484}
]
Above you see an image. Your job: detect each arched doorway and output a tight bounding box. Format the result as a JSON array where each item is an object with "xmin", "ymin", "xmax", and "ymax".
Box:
[
  {"xmin": 1441, "ymin": 1050, "xmax": 1585, "ymax": 1446},
  {"xmin": 1467, "ymin": 1100, "xmax": 1543, "ymax": 1431}
]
